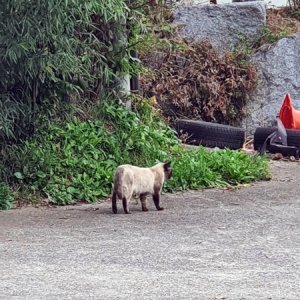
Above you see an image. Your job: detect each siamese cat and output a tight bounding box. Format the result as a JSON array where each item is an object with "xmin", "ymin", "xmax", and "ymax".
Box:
[{"xmin": 112, "ymin": 162, "xmax": 172, "ymax": 214}]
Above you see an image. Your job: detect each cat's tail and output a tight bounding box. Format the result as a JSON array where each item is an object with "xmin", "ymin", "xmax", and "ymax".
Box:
[
  {"xmin": 112, "ymin": 183, "xmax": 128, "ymax": 214},
  {"xmin": 112, "ymin": 167, "xmax": 127, "ymax": 214},
  {"xmin": 113, "ymin": 167, "xmax": 128, "ymax": 199},
  {"xmin": 115, "ymin": 185, "xmax": 128, "ymax": 200}
]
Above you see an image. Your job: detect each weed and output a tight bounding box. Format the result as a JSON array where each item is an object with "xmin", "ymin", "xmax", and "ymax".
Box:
[
  {"xmin": 257, "ymin": 26, "xmax": 289, "ymax": 45},
  {"xmin": 0, "ymin": 183, "xmax": 14, "ymax": 210},
  {"xmin": 0, "ymin": 1, "xmax": 271, "ymax": 209}
]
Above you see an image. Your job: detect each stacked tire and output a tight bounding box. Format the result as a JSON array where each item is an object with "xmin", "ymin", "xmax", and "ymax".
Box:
[
  {"xmin": 254, "ymin": 127, "xmax": 300, "ymax": 156},
  {"xmin": 176, "ymin": 119, "xmax": 245, "ymax": 150}
]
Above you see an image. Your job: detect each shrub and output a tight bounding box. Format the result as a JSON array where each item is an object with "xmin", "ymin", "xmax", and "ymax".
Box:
[{"xmin": 140, "ymin": 39, "xmax": 257, "ymax": 125}]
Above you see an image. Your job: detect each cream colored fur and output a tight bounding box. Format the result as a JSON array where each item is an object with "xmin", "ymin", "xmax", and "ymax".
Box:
[
  {"xmin": 111, "ymin": 162, "xmax": 172, "ymax": 214},
  {"xmin": 114, "ymin": 163, "xmax": 165, "ymax": 200}
]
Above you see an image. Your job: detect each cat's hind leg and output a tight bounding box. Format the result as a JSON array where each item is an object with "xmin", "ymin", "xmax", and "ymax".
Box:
[
  {"xmin": 140, "ymin": 193, "xmax": 148, "ymax": 212},
  {"xmin": 112, "ymin": 192, "xmax": 118, "ymax": 214}
]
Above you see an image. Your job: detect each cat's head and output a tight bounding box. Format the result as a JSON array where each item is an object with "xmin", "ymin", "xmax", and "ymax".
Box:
[{"xmin": 163, "ymin": 161, "xmax": 172, "ymax": 180}]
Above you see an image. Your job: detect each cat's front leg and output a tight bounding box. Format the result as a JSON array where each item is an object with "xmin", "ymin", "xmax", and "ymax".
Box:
[
  {"xmin": 122, "ymin": 198, "xmax": 131, "ymax": 214},
  {"xmin": 153, "ymin": 193, "xmax": 164, "ymax": 211},
  {"xmin": 140, "ymin": 193, "xmax": 148, "ymax": 212}
]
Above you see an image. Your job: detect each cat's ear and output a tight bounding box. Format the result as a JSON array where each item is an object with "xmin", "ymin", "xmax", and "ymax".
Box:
[{"xmin": 163, "ymin": 161, "xmax": 171, "ymax": 171}]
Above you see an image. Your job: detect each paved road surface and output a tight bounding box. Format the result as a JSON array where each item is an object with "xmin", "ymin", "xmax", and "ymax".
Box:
[{"xmin": 0, "ymin": 161, "xmax": 299, "ymax": 300}]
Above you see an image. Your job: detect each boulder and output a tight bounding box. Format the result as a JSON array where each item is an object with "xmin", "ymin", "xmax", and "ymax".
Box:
[
  {"xmin": 243, "ymin": 33, "xmax": 300, "ymax": 133},
  {"xmin": 174, "ymin": 2, "xmax": 266, "ymax": 54}
]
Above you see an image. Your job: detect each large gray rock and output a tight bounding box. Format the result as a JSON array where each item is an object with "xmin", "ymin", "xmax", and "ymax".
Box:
[
  {"xmin": 243, "ymin": 33, "xmax": 300, "ymax": 133},
  {"xmin": 174, "ymin": 2, "xmax": 266, "ymax": 54}
]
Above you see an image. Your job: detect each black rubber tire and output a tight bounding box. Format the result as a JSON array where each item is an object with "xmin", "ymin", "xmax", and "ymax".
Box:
[
  {"xmin": 254, "ymin": 127, "xmax": 300, "ymax": 151},
  {"xmin": 268, "ymin": 144, "xmax": 299, "ymax": 157},
  {"xmin": 176, "ymin": 119, "xmax": 245, "ymax": 150}
]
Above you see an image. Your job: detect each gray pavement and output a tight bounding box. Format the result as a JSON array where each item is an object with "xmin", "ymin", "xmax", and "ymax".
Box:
[{"xmin": 0, "ymin": 161, "xmax": 299, "ymax": 300}]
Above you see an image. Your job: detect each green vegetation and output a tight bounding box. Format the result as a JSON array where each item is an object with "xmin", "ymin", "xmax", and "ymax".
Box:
[
  {"xmin": 165, "ymin": 147, "xmax": 270, "ymax": 191},
  {"xmin": 1, "ymin": 102, "xmax": 270, "ymax": 207},
  {"xmin": 7, "ymin": 102, "xmax": 176, "ymax": 205}
]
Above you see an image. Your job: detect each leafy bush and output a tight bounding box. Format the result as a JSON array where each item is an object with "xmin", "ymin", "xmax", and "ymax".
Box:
[
  {"xmin": 0, "ymin": 183, "xmax": 14, "ymax": 210},
  {"xmin": 6, "ymin": 103, "xmax": 270, "ymax": 205}
]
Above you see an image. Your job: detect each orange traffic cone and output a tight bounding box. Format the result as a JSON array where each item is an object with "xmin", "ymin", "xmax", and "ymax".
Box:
[{"xmin": 279, "ymin": 93, "xmax": 300, "ymax": 130}]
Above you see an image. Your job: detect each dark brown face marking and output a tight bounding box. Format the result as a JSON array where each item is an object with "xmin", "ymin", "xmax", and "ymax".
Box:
[
  {"xmin": 163, "ymin": 162, "xmax": 171, "ymax": 171},
  {"xmin": 163, "ymin": 162, "xmax": 172, "ymax": 180}
]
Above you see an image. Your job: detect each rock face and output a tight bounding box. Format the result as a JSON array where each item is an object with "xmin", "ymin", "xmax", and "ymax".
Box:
[
  {"xmin": 174, "ymin": 2, "xmax": 266, "ymax": 54},
  {"xmin": 243, "ymin": 33, "xmax": 300, "ymax": 133}
]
